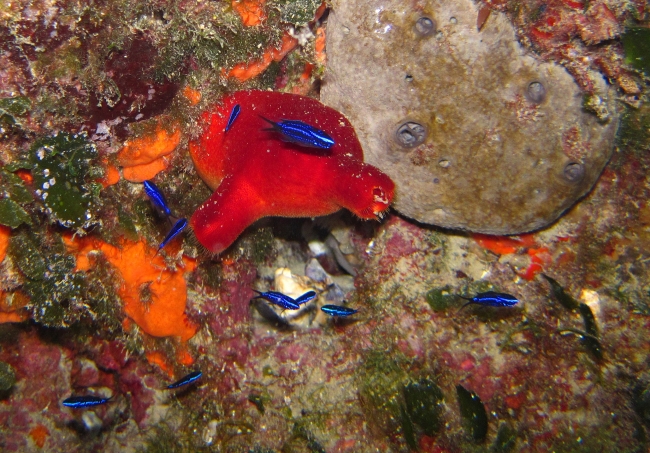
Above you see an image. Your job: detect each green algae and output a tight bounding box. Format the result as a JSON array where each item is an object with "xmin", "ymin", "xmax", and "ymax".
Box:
[
  {"xmin": 633, "ymin": 378, "xmax": 650, "ymax": 429},
  {"xmin": 358, "ymin": 351, "xmax": 413, "ymax": 447},
  {"xmin": 557, "ymin": 328, "xmax": 604, "ymax": 363},
  {"xmin": 136, "ymin": 421, "xmax": 189, "ymax": 453},
  {"xmin": 403, "ymin": 378, "xmax": 445, "ymax": 437},
  {"xmin": 0, "ymin": 96, "xmax": 31, "ymax": 118},
  {"xmin": 9, "ymin": 230, "xmax": 86, "ymax": 327},
  {"xmin": 247, "ymin": 392, "xmax": 266, "ymax": 414},
  {"xmin": 357, "ymin": 349, "xmax": 447, "ymax": 450},
  {"xmin": 0, "ymin": 168, "xmax": 34, "ymax": 228},
  {"xmin": 0, "ymin": 361, "xmax": 16, "ymax": 393},
  {"xmin": 0, "ymin": 96, "xmax": 31, "ymax": 135},
  {"xmin": 275, "ymin": 0, "xmax": 322, "ymax": 26},
  {"xmin": 578, "ymin": 303, "xmax": 598, "ymax": 338},
  {"xmin": 456, "ymin": 384, "xmax": 488, "ymax": 443},
  {"xmin": 425, "ymin": 286, "xmax": 456, "ymax": 312},
  {"xmin": 0, "ymin": 199, "xmax": 31, "ymax": 228},
  {"xmin": 30, "ymin": 132, "xmax": 101, "ymax": 229},
  {"xmin": 291, "ymin": 423, "xmax": 326, "ymax": 453},
  {"xmin": 400, "ymin": 403, "xmax": 418, "ymax": 450},
  {"xmin": 0, "ymin": 169, "xmax": 32, "ymax": 204},
  {"xmin": 542, "ymin": 274, "xmax": 580, "ymax": 310},
  {"xmin": 246, "ymin": 227, "xmax": 277, "ymax": 265},
  {"xmin": 617, "ymin": 103, "xmax": 650, "ymax": 152},
  {"xmin": 622, "ymin": 28, "xmax": 650, "ymax": 76},
  {"xmin": 491, "ymin": 423, "xmax": 517, "ymax": 453}
]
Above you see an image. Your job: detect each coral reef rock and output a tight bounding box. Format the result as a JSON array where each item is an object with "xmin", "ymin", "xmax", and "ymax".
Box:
[{"xmin": 321, "ymin": 0, "xmax": 619, "ymax": 234}]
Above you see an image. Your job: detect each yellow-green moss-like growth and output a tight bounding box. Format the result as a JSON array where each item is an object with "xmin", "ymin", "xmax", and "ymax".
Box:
[{"xmin": 9, "ymin": 231, "xmax": 86, "ymax": 327}]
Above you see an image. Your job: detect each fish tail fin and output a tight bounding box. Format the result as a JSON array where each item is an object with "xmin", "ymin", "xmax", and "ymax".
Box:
[{"xmin": 259, "ymin": 115, "xmax": 279, "ymax": 131}]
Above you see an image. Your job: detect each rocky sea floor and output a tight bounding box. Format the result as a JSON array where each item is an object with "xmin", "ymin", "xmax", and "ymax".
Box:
[{"xmin": 1, "ymin": 0, "xmax": 650, "ymax": 452}]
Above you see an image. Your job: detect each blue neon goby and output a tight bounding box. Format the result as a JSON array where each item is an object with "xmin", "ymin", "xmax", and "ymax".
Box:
[
  {"xmin": 63, "ymin": 395, "xmax": 111, "ymax": 408},
  {"xmin": 158, "ymin": 218, "xmax": 188, "ymax": 250},
  {"xmin": 252, "ymin": 290, "xmax": 300, "ymax": 310},
  {"xmin": 295, "ymin": 291, "xmax": 317, "ymax": 305},
  {"xmin": 459, "ymin": 291, "xmax": 519, "ymax": 310},
  {"xmin": 225, "ymin": 104, "xmax": 241, "ymax": 132},
  {"xmin": 143, "ymin": 180, "xmax": 171, "ymax": 217},
  {"xmin": 321, "ymin": 304, "xmax": 358, "ymax": 317},
  {"xmin": 167, "ymin": 371, "xmax": 202, "ymax": 389},
  {"xmin": 260, "ymin": 116, "xmax": 335, "ymax": 149}
]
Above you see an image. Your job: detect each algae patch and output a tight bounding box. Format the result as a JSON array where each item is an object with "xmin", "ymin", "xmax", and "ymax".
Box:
[{"xmin": 30, "ymin": 132, "xmax": 101, "ymax": 229}]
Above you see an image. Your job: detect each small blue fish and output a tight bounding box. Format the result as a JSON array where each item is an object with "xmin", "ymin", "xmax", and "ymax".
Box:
[
  {"xmin": 321, "ymin": 304, "xmax": 358, "ymax": 317},
  {"xmin": 295, "ymin": 290, "xmax": 317, "ymax": 305},
  {"xmin": 143, "ymin": 180, "xmax": 171, "ymax": 217},
  {"xmin": 224, "ymin": 104, "xmax": 241, "ymax": 132},
  {"xmin": 260, "ymin": 116, "xmax": 335, "ymax": 149},
  {"xmin": 167, "ymin": 370, "xmax": 202, "ymax": 389},
  {"xmin": 158, "ymin": 218, "xmax": 188, "ymax": 250},
  {"xmin": 252, "ymin": 290, "xmax": 300, "ymax": 310},
  {"xmin": 459, "ymin": 291, "xmax": 519, "ymax": 310},
  {"xmin": 62, "ymin": 395, "xmax": 111, "ymax": 409}
]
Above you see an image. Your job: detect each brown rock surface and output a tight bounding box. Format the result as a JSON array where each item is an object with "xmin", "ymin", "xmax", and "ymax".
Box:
[{"xmin": 321, "ymin": 0, "xmax": 619, "ymax": 234}]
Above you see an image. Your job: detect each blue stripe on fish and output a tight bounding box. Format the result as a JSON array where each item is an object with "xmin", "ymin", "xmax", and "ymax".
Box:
[
  {"xmin": 295, "ymin": 290, "xmax": 317, "ymax": 305},
  {"xmin": 63, "ymin": 395, "xmax": 111, "ymax": 408},
  {"xmin": 459, "ymin": 291, "xmax": 519, "ymax": 310},
  {"xmin": 158, "ymin": 218, "xmax": 188, "ymax": 250},
  {"xmin": 167, "ymin": 371, "xmax": 202, "ymax": 389},
  {"xmin": 225, "ymin": 104, "xmax": 241, "ymax": 132},
  {"xmin": 144, "ymin": 180, "xmax": 171, "ymax": 217},
  {"xmin": 321, "ymin": 304, "xmax": 358, "ymax": 317},
  {"xmin": 260, "ymin": 116, "xmax": 335, "ymax": 149},
  {"xmin": 252, "ymin": 290, "xmax": 300, "ymax": 310}
]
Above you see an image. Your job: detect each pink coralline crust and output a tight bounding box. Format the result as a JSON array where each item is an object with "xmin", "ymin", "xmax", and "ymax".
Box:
[
  {"xmin": 274, "ymin": 341, "xmax": 308, "ymax": 362},
  {"xmin": 2, "ymin": 332, "xmax": 68, "ymax": 414},
  {"xmin": 371, "ymin": 216, "xmax": 434, "ymax": 279},
  {"xmin": 71, "ymin": 358, "xmax": 100, "ymax": 388},
  {"xmin": 92, "ymin": 339, "xmax": 130, "ymax": 372},
  {"xmin": 215, "ymin": 337, "xmax": 251, "ymax": 366},
  {"xmin": 0, "ymin": 329, "xmax": 71, "ymax": 451},
  {"xmin": 202, "ymin": 260, "xmax": 256, "ymax": 368},
  {"xmin": 118, "ymin": 361, "xmax": 156, "ymax": 427}
]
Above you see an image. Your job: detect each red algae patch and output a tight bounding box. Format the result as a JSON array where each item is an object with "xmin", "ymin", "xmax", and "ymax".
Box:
[
  {"xmin": 29, "ymin": 424, "xmax": 49, "ymax": 448},
  {"xmin": 64, "ymin": 236, "xmax": 198, "ymax": 341}
]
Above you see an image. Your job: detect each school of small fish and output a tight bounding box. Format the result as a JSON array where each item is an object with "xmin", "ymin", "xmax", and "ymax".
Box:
[
  {"xmin": 143, "ymin": 180, "xmax": 188, "ymax": 251},
  {"xmin": 64, "ymin": 103, "xmax": 533, "ymax": 428},
  {"xmin": 64, "ymin": 370, "xmax": 202, "ymax": 409}
]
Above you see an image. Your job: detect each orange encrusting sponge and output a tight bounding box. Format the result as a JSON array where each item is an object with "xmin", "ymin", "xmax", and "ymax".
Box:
[
  {"xmin": 117, "ymin": 121, "xmax": 181, "ymax": 183},
  {"xmin": 64, "ymin": 235, "xmax": 198, "ymax": 341}
]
